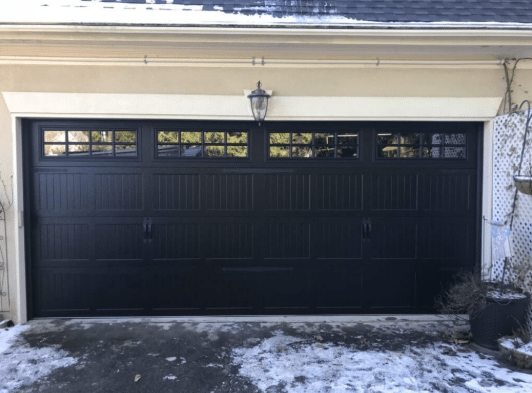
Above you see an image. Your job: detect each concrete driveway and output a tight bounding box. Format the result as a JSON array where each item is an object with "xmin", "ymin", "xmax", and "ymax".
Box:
[{"xmin": 1, "ymin": 316, "xmax": 532, "ymax": 392}]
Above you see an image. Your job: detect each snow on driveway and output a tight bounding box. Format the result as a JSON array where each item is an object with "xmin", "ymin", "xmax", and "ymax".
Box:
[
  {"xmin": 0, "ymin": 325, "xmax": 77, "ymax": 393},
  {"xmin": 232, "ymin": 330, "xmax": 532, "ymax": 393}
]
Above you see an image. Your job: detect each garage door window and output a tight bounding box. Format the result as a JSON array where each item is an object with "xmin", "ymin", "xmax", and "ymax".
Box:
[
  {"xmin": 269, "ymin": 131, "xmax": 359, "ymax": 159},
  {"xmin": 43, "ymin": 129, "xmax": 137, "ymax": 158},
  {"xmin": 376, "ymin": 132, "xmax": 466, "ymax": 159},
  {"xmin": 156, "ymin": 130, "xmax": 248, "ymax": 158}
]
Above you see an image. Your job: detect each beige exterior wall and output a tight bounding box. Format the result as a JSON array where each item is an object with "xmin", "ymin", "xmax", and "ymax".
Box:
[{"xmin": 1, "ymin": 26, "xmax": 532, "ymax": 323}]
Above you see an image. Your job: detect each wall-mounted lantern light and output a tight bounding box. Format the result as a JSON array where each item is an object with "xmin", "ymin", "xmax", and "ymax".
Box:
[{"xmin": 247, "ymin": 81, "xmax": 271, "ymax": 125}]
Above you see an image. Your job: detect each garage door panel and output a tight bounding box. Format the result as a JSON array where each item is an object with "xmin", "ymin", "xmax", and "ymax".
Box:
[
  {"xmin": 203, "ymin": 269, "xmax": 258, "ymax": 310},
  {"xmin": 422, "ymin": 173, "xmax": 476, "ymax": 213},
  {"xmin": 149, "ymin": 268, "xmax": 203, "ymax": 311},
  {"xmin": 152, "ymin": 173, "xmax": 201, "ymax": 211},
  {"xmin": 315, "ymin": 221, "xmax": 363, "ymax": 259},
  {"xmin": 370, "ymin": 173, "xmax": 419, "ymax": 211},
  {"xmin": 264, "ymin": 222, "xmax": 311, "ymax": 259},
  {"xmin": 34, "ymin": 270, "xmax": 94, "ymax": 314},
  {"xmin": 95, "ymin": 272, "xmax": 146, "ymax": 311},
  {"xmin": 316, "ymin": 173, "xmax": 364, "ymax": 211},
  {"xmin": 34, "ymin": 172, "xmax": 90, "ymax": 212},
  {"xmin": 94, "ymin": 173, "xmax": 144, "ymax": 211},
  {"xmin": 204, "ymin": 222, "xmax": 254, "ymax": 259},
  {"xmin": 262, "ymin": 269, "xmax": 312, "ymax": 310},
  {"xmin": 265, "ymin": 174, "xmax": 311, "ymax": 210},
  {"xmin": 364, "ymin": 266, "xmax": 417, "ymax": 309},
  {"xmin": 152, "ymin": 223, "xmax": 201, "ymax": 260},
  {"xmin": 316, "ymin": 264, "xmax": 363, "ymax": 309},
  {"xmin": 95, "ymin": 223, "xmax": 144, "ymax": 260},
  {"xmin": 419, "ymin": 219, "xmax": 473, "ymax": 261},
  {"xmin": 34, "ymin": 223, "xmax": 90, "ymax": 263},
  {"xmin": 205, "ymin": 174, "xmax": 254, "ymax": 211},
  {"xmin": 368, "ymin": 219, "xmax": 418, "ymax": 260}
]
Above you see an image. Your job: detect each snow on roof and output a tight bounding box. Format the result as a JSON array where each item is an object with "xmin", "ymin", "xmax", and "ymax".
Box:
[{"xmin": 1, "ymin": 0, "xmax": 532, "ymax": 28}]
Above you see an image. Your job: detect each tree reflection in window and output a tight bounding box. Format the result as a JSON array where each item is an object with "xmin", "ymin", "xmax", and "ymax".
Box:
[
  {"xmin": 377, "ymin": 132, "xmax": 466, "ymax": 159},
  {"xmin": 43, "ymin": 129, "xmax": 137, "ymax": 158},
  {"xmin": 269, "ymin": 131, "xmax": 358, "ymax": 159},
  {"xmin": 157, "ymin": 130, "xmax": 248, "ymax": 158}
]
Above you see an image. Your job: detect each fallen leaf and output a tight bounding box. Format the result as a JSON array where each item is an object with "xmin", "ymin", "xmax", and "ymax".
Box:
[{"xmin": 134, "ymin": 374, "xmax": 141, "ymax": 382}]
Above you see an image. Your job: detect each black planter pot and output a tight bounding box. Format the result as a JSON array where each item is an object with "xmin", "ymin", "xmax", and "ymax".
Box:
[{"xmin": 470, "ymin": 295, "xmax": 530, "ymax": 350}]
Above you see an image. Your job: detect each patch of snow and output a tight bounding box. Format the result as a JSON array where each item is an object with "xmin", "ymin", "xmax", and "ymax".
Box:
[
  {"xmin": 487, "ymin": 290, "xmax": 528, "ymax": 300},
  {"xmin": 0, "ymin": 326, "xmax": 77, "ymax": 393},
  {"xmin": 166, "ymin": 356, "xmax": 177, "ymax": 361},
  {"xmin": 163, "ymin": 375, "xmax": 178, "ymax": 380},
  {"xmin": 232, "ymin": 332, "xmax": 532, "ymax": 393},
  {"xmin": 500, "ymin": 337, "xmax": 532, "ymax": 356},
  {"xmin": 0, "ymin": 325, "xmax": 30, "ymax": 354},
  {"xmin": 204, "ymin": 363, "xmax": 224, "ymax": 368}
]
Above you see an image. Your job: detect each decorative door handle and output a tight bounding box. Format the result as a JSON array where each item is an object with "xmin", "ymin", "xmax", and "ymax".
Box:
[
  {"xmin": 143, "ymin": 218, "xmax": 153, "ymax": 243},
  {"xmin": 362, "ymin": 218, "xmax": 368, "ymax": 242},
  {"xmin": 143, "ymin": 218, "xmax": 149, "ymax": 243},
  {"xmin": 147, "ymin": 218, "xmax": 153, "ymax": 243},
  {"xmin": 367, "ymin": 218, "xmax": 372, "ymax": 241}
]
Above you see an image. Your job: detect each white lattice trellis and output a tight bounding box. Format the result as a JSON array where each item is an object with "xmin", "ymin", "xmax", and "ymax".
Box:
[{"xmin": 493, "ymin": 111, "xmax": 532, "ymax": 332}]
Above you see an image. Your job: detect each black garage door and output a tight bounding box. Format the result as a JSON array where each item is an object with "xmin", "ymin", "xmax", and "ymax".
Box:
[{"xmin": 24, "ymin": 120, "xmax": 481, "ymax": 317}]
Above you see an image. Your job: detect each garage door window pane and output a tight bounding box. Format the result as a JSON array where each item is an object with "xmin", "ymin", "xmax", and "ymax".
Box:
[
  {"xmin": 227, "ymin": 146, "xmax": 248, "ymax": 157},
  {"xmin": 44, "ymin": 131, "xmax": 64, "ymax": 143},
  {"xmin": 91, "ymin": 145, "xmax": 113, "ymax": 156},
  {"xmin": 68, "ymin": 131, "xmax": 90, "ymax": 143},
  {"xmin": 270, "ymin": 146, "xmax": 290, "ymax": 158},
  {"xmin": 228, "ymin": 132, "xmax": 247, "ymax": 144},
  {"xmin": 314, "ymin": 133, "xmax": 333, "ymax": 145},
  {"xmin": 292, "ymin": 146, "xmax": 312, "ymax": 158},
  {"xmin": 205, "ymin": 132, "xmax": 224, "ymax": 143},
  {"xmin": 181, "ymin": 132, "xmax": 202, "ymax": 144},
  {"xmin": 91, "ymin": 131, "xmax": 113, "ymax": 142},
  {"xmin": 316, "ymin": 145, "xmax": 335, "ymax": 158},
  {"xmin": 156, "ymin": 130, "xmax": 248, "ymax": 159},
  {"xmin": 68, "ymin": 145, "xmax": 90, "ymax": 155},
  {"xmin": 338, "ymin": 134, "xmax": 358, "ymax": 146},
  {"xmin": 115, "ymin": 145, "xmax": 137, "ymax": 157},
  {"xmin": 444, "ymin": 147, "xmax": 466, "ymax": 158},
  {"xmin": 337, "ymin": 146, "xmax": 358, "ymax": 158},
  {"xmin": 270, "ymin": 133, "xmax": 290, "ymax": 144},
  {"xmin": 44, "ymin": 144, "xmax": 67, "ymax": 156},
  {"xmin": 205, "ymin": 146, "xmax": 225, "ymax": 157},
  {"xmin": 158, "ymin": 131, "xmax": 179, "ymax": 144},
  {"xmin": 115, "ymin": 131, "xmax": 137, "ymax": 143}
]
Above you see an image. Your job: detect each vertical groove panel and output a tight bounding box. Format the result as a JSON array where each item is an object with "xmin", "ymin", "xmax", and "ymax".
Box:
[
  {"xmin": 266, "ymin": 175, "xmax": 310, "ymax": 210},
  {"xmin": 265, "ymin": 223, "xmax": 310, "ymax": 259},
  {"xmin": 372, "ymin": 174, "xmax": 418, "ymax": 210},
  {"xmin": 37, "ymin": 224, "xmax": 89, "ymax": 260},
  {"xmin": 153, "ymin": 174, "xmax": 200, "ymax": 210},
  {"xmin": 95, "ymin": 174, "xmax": 143, "ymax": 210},
  {"xmin": 205, "ymin": 175, "xmax": 253, "ymax": 210},
  {"xmin": 205, "ymin": 223, "xmax": 253, "ymax": 259},
  {"xmin": 316, "ymin": 174, "xmax": 363, "ymax": 210}
]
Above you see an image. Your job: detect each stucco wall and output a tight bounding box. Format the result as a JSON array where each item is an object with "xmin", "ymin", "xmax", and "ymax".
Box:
[
  {"xmin": 0, "ymin": 57, "xmax": 531, "ymax": 323},
  {"xmin": 0, "ymin": 63, "xmax": 513, "ymax": 96}
]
